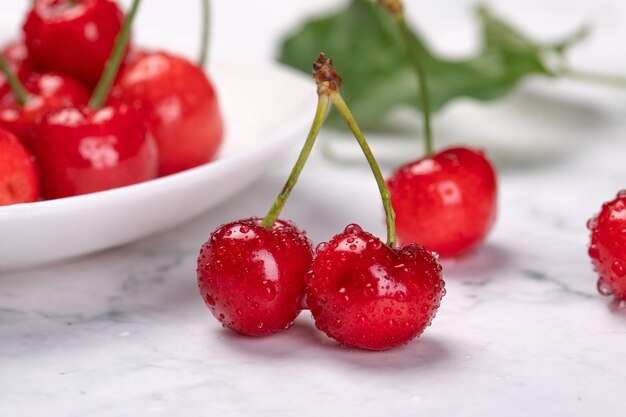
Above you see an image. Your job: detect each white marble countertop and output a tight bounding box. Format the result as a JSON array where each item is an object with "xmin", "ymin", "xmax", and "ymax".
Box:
[{"xmin": 2, "ymin": 1, "xmax": 626, "ymax": 416}]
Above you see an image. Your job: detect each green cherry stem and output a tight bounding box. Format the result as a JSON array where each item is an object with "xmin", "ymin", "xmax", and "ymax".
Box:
[
  {"xmin": 380, "ymin": 0, "xmax": 434, "ymax": 156},
  {"xmin": 261, "ymin": 95, "xmax": 331, "ymax": 229},
  {"xmin": 88, "ymin": 0, "xmax": 142, "ymax": 109},
  {"xmin": 330, "ymin": 92, "xmax": 397, "ymax": 248},
  {"xmin": 199, "ymin": 0, "xmax": 210, "ymax": 68},
  {"xmin": 311, "ymin": 53, "xmax": 397, "ymax": 248},
  {"xmin": 560, "ymin": 67, "xmax": 626, "ymax": 89},
  {"xmin": 0, "ymin": 55, "xmax": 28, "ymax": 106}
]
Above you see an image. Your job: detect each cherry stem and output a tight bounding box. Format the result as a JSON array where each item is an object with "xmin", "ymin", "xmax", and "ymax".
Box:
[
  {"xmin": 380, "ymin": 0, "xmax": 434, "ymax": 156},
  {"xmin": 88, "ymin": 0, "xmax": 142, "ymax": 109},
  {"xmin": 261, "ymin": 95, "xmax": 331, "ymax": 229},
  {"xmin": 199, "ymin": 0, "xmax": 210, "ymax": 67},
  {"xmin": 330, "ymin": 91, "xmax": 397, "ymax": 248},
  {"xmin": 311, "ymin": 53, "xmax": 397, "ymax": 247},
  {"xmin": 560, "ymin": 68, "xmax": 626, "ymax": 89},
  {"xmin": 0, "ymin": 55, "xmax": 28, "ymax": 106}
]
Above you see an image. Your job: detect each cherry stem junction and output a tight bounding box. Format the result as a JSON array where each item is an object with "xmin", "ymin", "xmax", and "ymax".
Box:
[
  {"xmin": 261, "ymin": 95, "xmax": 331, "ymax": 229},
  {"xmin": 380, "ymin": 0, "xmax": 434, "ymax": 156},
  {"xmin": 89, "ymin": 0, "xmax": 142, "ymax": 109},
  {"xmin": 199, "ymin": 0, "xmax": 210, "ymax": 68},
  {"xmin": 0, "ymin": 55, "xmax": 28, "ymax": 106}
]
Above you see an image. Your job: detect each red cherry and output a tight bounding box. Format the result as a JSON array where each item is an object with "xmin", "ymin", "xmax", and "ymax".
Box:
[
  {"xmin": 306, "ymin": 224, "xmax": 445, "ymax": 351},
  {"xmin": 23, "ymin": 0, "xmax": 126, "ymax": 87},
  {"xmin": 0, "ymin": 41, "xmax": 33, "ymax": 99},
  {"xmin": 113, "ymin": 51, "xmax": 224, "ymax": 176},
  {"xmin": 588, "ymin": 191, "xmax": 626, "ymax": 301},
  {"xmin": 0, "ymin": 127, "xmax": 39, "ymax": 206},
  {"xmin": 197, "ymin": 218, "xmax": 313, "ymax": 336},
  {"xmin": 0, "ymin": 72, "xmax": 90, "ymax": 152},
  {"xmin": 33, "ymin": 103, "xmax": 158, "ymax": 199},
  {"xmin": 387, "ymin": 146, "xmax": 497, "ymax": 257}
]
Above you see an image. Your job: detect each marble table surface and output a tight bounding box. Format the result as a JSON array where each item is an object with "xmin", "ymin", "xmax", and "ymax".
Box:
[{"xmin": 2, "ymin": 0, "xmax": 626, "ymax": 416}]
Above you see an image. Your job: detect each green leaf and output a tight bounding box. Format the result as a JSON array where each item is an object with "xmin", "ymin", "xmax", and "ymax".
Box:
[{"xmin": 278, "ymin": 0, "xmax": 582, "ymax": 125}]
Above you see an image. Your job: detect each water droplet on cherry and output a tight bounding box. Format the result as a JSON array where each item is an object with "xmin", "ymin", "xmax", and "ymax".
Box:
[
  {"xmin": 597, "ymin": 280, "xmax": 613, "ymax": 296},
  {"xmin": 612, "ymin": 260, "xmax": 625, "ymax": 277},
  {"xmin": 344, "ymin": 224, "xmax": 362, "ymax": 235}
]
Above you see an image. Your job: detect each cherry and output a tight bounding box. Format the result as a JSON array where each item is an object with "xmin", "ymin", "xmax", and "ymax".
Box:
[
  {"xmin": 0, "ymin": 42, "xmax": 33, "ymax": 99},
  {"xmin": 380, "ymin": 0, "xmax": 498, "ymax": 257},
  {"xmin": 305, "ymin": 54, "xmax": 445, "ymax": 350},
  {"xmin": 387, "ymin": 147, "xmax": 497, "ymax": 257},
  {"xmin": 23, "ymin": 0, "xmax": 126, "ymax": 88},
  {"xmin": 33, "ymin": 103, "xmax": 157, "ymax": 199},
  {"xmin": 197, "ymin": 219, "xmax": 313, "ymax": 336},
  {"xmin": 112, "ymin": 51, "xmax": 224, "ymax": 176},
  {"xmin": 30, "ymin": 0, "xmax": 156, "ymax": 199},
  {"xmin": 0, "ymin": 72, "xmax": 90, "ymax": 152},
  {"xmin": 0, "ymin": 127, "xmax": 39, "ymax": 206},
  {"xmin": 197, "ymin": 64, "xmax": 330, "ymax": 336},
  {"xmin": 588, "ymin": 191, "xmax": 626, "ymax": 301},
  {"xmin": 307, "ymin": 225, "xmax": 444, "ymax": 350}
]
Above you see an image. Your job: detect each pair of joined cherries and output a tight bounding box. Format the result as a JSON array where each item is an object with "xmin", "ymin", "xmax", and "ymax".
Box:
[{"xmin": 197, "ymin": 55, "xmax": 447, "ymax": 351}]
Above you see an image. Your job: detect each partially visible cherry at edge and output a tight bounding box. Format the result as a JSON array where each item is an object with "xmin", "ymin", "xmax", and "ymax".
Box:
[
  {"xmin": 23, "ymin": 0, "xmax": 127, "ymax": 88},
  {"xmin": 0, "ymin": 127, "xmax": 39, "ymax": 206},
  {"xmin": 588, "ymin": 190, "xmax": 626, "ymax": 301}
]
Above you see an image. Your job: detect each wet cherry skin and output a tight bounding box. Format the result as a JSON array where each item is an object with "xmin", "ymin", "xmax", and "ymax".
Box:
[
  {"xmin": 306, "ymin": 224, "xmax": 445, "ymax": 351},
  {"xmin": 0, "ymin": 41, "xmax": 33, "ymax": 99},
  {"xmin": 387, "ymin": 147, "xmax": 497, "ymax": 257},
  {"xmin": 23, "ymin": 0, "xmax": 126, "ymax": 87},
  {"xmin": 197, "ymin": 218, "xmax": 313, "ymax": 336},
  {"xmin": 588, "ymin": 190, "xmax": 626, "ymax": 301},
  {"xmin": 0, "ymin": 127, "xmax": 39, "ymax": 206},
  {"xmin": 0, "ymin": 72, "xmax": 90, "ymax": 152},
  {"xmin": 113, "ymin": 51, "xmax": 224, "ymax": 176},
  {"xmin": 32, "ymin": 103, "xmax": 158, "ymax": 199}
]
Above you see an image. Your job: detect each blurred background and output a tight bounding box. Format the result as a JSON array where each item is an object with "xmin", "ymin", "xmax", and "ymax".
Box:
[{"xmin": 3, "ymin": 0, "xmax": 624, "ymax": 81}]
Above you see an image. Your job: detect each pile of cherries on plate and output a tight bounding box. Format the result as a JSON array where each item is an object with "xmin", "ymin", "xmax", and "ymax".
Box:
[{"xmin": 0, "ymin": 0, "xmax": 223, "ymax": 207}]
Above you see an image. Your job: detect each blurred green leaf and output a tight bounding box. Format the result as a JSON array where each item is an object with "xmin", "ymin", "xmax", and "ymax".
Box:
[{"xmin": 279, "ymin": 0, "xmax": 583, "ymax": 125}]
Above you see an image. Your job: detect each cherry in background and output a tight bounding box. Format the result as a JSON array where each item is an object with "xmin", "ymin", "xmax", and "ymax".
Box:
[
  {"xmin": 32, "ymin": 0, "xmax": 158, "ymax": 199},
  {"xmin": 23, "ymin": 0, "xmax": 126, "ymax": 88},
  {"xmin": 0, "ymin": 42, "xmax": 32, "ymax": 99},
  {"xmin": 588, "ymin": 191, "xmax": 626, "ymax": 301},
  {"xmin": 34, "ymin": 104, "xmax": 157, "ymax": 199},
  {"xmin": 380, "ymin": 0, "xmax": 497, "ymax": 257},
  {"xmin": 388, "ymin": 147, "xmax": 497, "ymax": 257},
  {"xmin": 0, "ymin": 72, "xmax": 90, "ymax": 152},
  {"xmin": 113, "ymin": 51, "xmax": 224, "ymax": 176},
  {"xmin": 0, "ymin": 127, "xmax": 39, "ymax": 206}
]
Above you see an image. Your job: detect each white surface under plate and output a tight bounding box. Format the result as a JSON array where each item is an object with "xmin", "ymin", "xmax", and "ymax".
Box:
[{"xmin": 0, "ymin": 57, "xmax": 315, "ymax": 270}]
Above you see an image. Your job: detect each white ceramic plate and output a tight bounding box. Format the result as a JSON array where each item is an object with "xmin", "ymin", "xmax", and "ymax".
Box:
[{"xmin": 0, "ymin": 58, "xmax": 315, "ymax": 271}]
